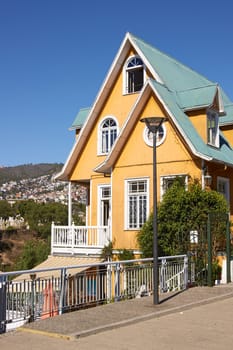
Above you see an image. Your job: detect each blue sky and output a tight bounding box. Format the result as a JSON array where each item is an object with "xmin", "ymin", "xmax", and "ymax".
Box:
[{"xmin": 1, "ymin": 0, "xmax": 233, "ymax": 167}]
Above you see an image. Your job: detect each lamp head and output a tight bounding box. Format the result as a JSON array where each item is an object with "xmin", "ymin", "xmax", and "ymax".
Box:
[{"xmin": 140, "ymin": 117, "xmax": 167, "ymax": 133}]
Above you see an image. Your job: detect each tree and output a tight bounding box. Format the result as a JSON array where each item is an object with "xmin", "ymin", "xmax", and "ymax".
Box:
[
  {"xmin": 15, "ymin": 239, "xmax": 50, "ymax": 270},
  {"xmin": 13, "ymin": 200, "xmax": 68, "ymax": 238},
  {"xmin": 0, "ymin": 200, "xmax": 14, "ymax": 219},
  {"xmin": 137, "ymin": 179, "xmax": 229, "ymax": 257}
]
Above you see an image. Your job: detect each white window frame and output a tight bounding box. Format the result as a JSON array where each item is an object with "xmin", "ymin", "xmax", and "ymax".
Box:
[
  {"xmin": 217, "ymin": 176, "xmax": 230, "ymax": 203},
  {"xmin": 97, "ymin": 185, "xmax": 111, "ymax": 227},
  {"xmin": 97, "ymin": 116, "xmax": 119, "ymax": 155},
  {"xmin": 143, "ymin": 124, "xmax": 166, "ymax": 147},
  {"xmin": 124, "ymin": 177, "xmax": 149, "ymax": 230},
  {"xmin": 123, "ymin": 55, "xmax": 146, "ymax": 95},
  {"xmin": 207, "ymin": 109, "xmax": 219, "ymax": 148},
  {"xmin": 160, "ymin": 174, "xmax": 188, "ymax": 200}
]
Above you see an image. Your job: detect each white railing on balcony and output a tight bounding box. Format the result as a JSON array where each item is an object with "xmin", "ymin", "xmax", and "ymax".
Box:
[{"xmin": 51, "ymin": 222, "xmax": 110, "ymax": 255}]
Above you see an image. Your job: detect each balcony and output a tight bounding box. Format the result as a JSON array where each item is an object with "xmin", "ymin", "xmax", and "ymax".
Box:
[{"xmin": 51, "ymin": 223, "xmax": 110, "ymax": 256}]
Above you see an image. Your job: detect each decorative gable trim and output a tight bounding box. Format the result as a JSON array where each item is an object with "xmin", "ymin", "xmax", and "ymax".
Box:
[
  {"xmin": 94, "ymin": 80, "xmax": 212, "ymax": 174},
  {"xmin": 56, "ymin": 33, "xmax": 162, "ymax": 180}
]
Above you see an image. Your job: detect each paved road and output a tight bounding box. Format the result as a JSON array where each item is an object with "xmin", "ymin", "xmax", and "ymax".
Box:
[
  {"xmin": 1, "ymin": 285, "xmax": 233, "ymax": 349},
  {"xmin": 1, "ymin": 297, "xmax": 233, "ymax": 350}
]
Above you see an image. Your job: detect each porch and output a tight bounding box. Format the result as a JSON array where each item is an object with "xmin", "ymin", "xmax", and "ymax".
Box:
[{"xmin": 51, "ymin": 222, "xmax": 110, "ymax": 255}]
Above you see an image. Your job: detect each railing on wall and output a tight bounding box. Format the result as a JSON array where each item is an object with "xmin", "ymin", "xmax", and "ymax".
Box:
[
  {"xmin": 51, "ymin": 223, "xmax": 111, "ymax": 255},
  {"xmin": 0, "ymin": 255, "xmax": 188, "ymax": 333}
]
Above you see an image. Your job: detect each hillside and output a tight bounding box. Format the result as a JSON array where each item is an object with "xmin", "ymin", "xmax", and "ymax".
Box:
[{"xmin": 0, "ymin": 163, "xmax": 63, "ymax": 185}]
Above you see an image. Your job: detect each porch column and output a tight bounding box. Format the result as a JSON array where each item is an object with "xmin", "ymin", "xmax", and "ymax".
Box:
[{"xmin": 68, "ymin": 181, "xmax": 72, "ymax": 226}]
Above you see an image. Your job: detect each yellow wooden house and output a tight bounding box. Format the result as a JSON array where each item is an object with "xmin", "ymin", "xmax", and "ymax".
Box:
[{"xmin": 54, "ymin": 32, "xmax": 233, "ymax": 258}]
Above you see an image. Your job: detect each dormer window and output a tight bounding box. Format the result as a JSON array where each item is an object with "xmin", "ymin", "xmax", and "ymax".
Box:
[
  {"xmin": 98, "ymin": 117, "xmax": 118, "ymax": 155},
  {"xmin": 207, "ymin": 109, "xmax": 219, "ymax": 147},
  {"xmin": 124, "ymin": 56, "xmax": 145, "ymax": 94}
]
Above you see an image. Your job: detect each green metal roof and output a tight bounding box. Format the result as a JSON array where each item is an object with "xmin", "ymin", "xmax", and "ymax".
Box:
[
  {"xmin": 70, "ymin": 107, "xmax": 91, "ymax": 129},
  {"xmin": 150, "ymin": 80, "xmax": 233, "ymax": 165},
  {"xmin": 130, "ymin": 33, "xmax": 214, "ymax": 92},
  {"xmin": 220, "ymin": 104, "xmax": 233, "ymax": 125},
  {"xmin": 175, "ymin": 85, "xmax": 218, "ymax": 110}
]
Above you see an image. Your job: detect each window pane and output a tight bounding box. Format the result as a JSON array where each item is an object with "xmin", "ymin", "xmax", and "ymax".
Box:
[
  {"xmin": 101, "ymin": 118, "xmax": 117, "ymax": 153},
  {"xmin": 102, "ymin": 130, "xmax": 109, "ymax": 153},
  {"xmin": 127, "ymin": 180, "xmax": 147, "ymax": 229},
  {"xmin": 139, "ymin": 195, "xmax": 147, "ymax": 227},
  {"xmin": 207, "ymin": 111, "xmax": 218, "ymax": 146},
  {"xmin": 133, "ymin": 69, "xmax": 143, "ymax": 91},
  {"xmin": 102, "ymin": 187, "xmax": 111, "ymax": 198},
  {"xmin": 129, "ymin": 196, "xmax": 137, "ymax": 228}
]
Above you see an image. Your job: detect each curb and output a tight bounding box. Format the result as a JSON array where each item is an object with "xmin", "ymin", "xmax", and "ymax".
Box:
[
  {"xmin": 19, "ymin": 290, "xmax": 233, "ymax": 340},
  {"xmin": 73, "ymin": 291, "xmax": 233, "ymax": 338},
  {"xmin": 17, "ymin": 327, "xmax": 75, "ymax": 341}
]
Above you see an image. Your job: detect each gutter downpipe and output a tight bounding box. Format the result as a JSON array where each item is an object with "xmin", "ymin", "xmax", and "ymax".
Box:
[{"xmin": 201, "ymin": 160, "xmax": 205, "ymax": 190}]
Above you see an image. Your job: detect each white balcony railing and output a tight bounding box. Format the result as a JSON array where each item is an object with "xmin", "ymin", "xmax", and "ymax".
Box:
[{"xmin": 51, "ymin": 222, "xmax": 110, "ymax": 255}]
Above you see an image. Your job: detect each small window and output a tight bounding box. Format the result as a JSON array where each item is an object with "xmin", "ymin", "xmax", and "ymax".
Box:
[
  {"xmin": 160, "ymin": 175, "xmax": 188, "ymax": 199},
  {"xmin": 207, "ymin": 109, "xmax": 219, "ymax": 147},
  {"xmin": 124, "ymin": 56, "xmax": 145, "ymax": 94},
  {"xmin": 125, "ymin": 178, "xmax": 149, "ymax": 229},
  {"xmin": 143, "ymin": 124, "xmax": 166, "ymax": 147},
  {"xmin": 98, "ymin": 117, "xmax": 118, "ymax": 155},
  {"xmin": 217, "ymin": 177, "xmax": 230, "ymax": 203}
]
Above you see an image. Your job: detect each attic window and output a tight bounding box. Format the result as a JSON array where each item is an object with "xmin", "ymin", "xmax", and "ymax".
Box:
[
  {"xmin": 124, "ymin": 56, "xmax": 145, "ymax": 94},
  {"xmin": 98, "ymin": 117, "xmax": 118, "ymax": 155},
  {"xmin": 207, "ymin": 109, "xmax": 219, "ymax": 147}
]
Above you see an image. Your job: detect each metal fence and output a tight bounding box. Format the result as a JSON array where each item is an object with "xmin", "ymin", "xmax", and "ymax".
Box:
[{"xmin": 0, "ymin": 255, "xmax": 188, "ymax": 333}]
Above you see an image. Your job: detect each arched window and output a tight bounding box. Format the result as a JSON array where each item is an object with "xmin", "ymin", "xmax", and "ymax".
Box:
[
  {"xmin": 98, "ymin": 117, "xmax": 118, "ymax": 154},
  {"xmin": 124, "ymin": 56, "xmax": 145, "ymax": 94}
]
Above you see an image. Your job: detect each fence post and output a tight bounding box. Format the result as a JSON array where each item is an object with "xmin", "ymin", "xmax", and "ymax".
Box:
[
  {"xmin": 160, "ymin": 258, "xmax": 167, "ymax": 292},
  {"xmin": 51, "ymin": 222, "xmax": 54, "ymax": 254},
  {"xmin": 106, "ymin": 260, "xmax": 112, "ymax": 303},
  {"xmin": 207, "ymin": 214, "xmax": 212, "ymax": 287},
  {"xmin": 59, "ymin": 268, "xmax": 67, "ymax": 315},
  {"xmin": 114, "ymin": 263, "xmax": 121, "ymax": 301},
  {"xmin": 0, "ymin": 274, "xmax": 7, "ymax": 334},
  {"xmin": 184, "ymin": 255, "xmax": 189, "ymax": 289}
]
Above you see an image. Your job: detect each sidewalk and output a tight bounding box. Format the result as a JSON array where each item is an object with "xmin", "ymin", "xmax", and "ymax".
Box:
[
  {"xmin": 17, "ymin": 283, "xmax": 233, "ymax": 338},
  {"xmin": 1, "ymin": 284, "xmax": 233, "ymax": 349}
]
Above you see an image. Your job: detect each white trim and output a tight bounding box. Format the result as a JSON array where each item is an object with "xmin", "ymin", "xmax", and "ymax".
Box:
[
  {"xmin": 146, "ymin": 81, "xmax": 212, "ymax": 161},
  {"xmin": 123, "ymin": 55, "xmax": 146, "ymax": 95},
  {"xmin": 97, "ymin": 184, "xmax": 111, "ymax": 227},
  {"xmin": 127, "ymin": 35, "xmax": 163, "ymax": 85},
  {"xmin": 160, "ymin": 174, "xmax": 188, "ymax": 200},
  {"xmin": 143, "ymin": 124, "xmax": 166, "ymax": 147},
  {"xmin": 68, "ymin": 182, "xmax": 72, "ymax": 226},
  {"xmin": 94, "ymin": 80, "xmax": 213, "ymax": 175},
  {"xmin": 97, "ymin": 115, "xmax": 119, "ymax": 155},
  {"xmin": 124, "ymin": 177, "xmax": 150, "ymax": 230},
  {"xmin": 207, "ymin": 109, "xmax": 219, "ymax": 148},
  {"xmin": 90, "ymin": 180, "xmax": 93, "ymax": 226}
]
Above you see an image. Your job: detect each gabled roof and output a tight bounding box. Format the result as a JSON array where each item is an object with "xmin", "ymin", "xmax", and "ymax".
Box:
[
  {"xmin": 95, "ymin": 80, "xmax": 233, "ymax": 174},
  {"xmin": 175, "ymin": 84, "xmax": 221, "ymax": 111},
  {"xmin": 57, "ymin": 32, "xmax": 233, "ymax": 180}
]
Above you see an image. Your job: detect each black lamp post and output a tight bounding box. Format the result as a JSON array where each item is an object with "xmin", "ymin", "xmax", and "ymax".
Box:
[{"xmin": 140, "ymin": 116, "xmax": 166, "ymax": 305}]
